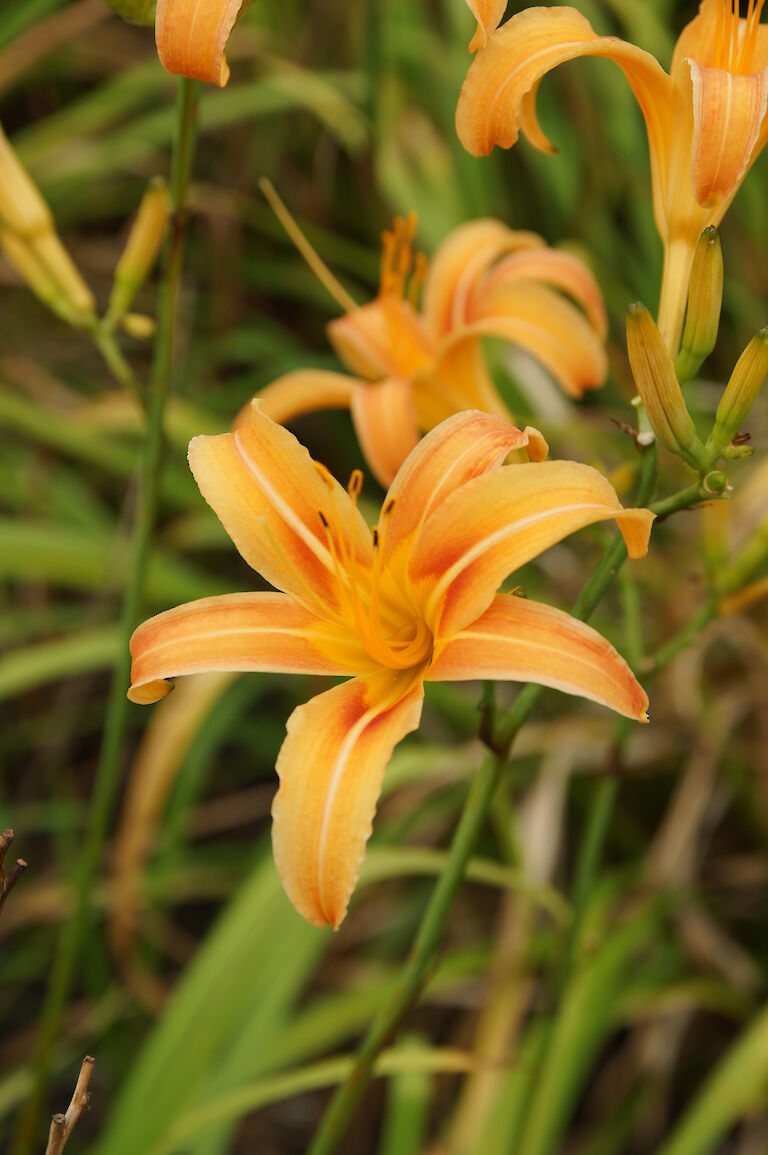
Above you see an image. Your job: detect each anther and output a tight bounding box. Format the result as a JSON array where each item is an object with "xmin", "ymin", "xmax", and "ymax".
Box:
[
  {"xmin": 313, "ymin": 460, "xmax": 335, "ymax": 488},
  {"xmin": 347, "ymin": 469, "xmax": 364, "ymax": 500},
  {"xmin": 318, "ymin": 510, "xmax": 330, "ymax": 529},
  {"xmin": 373, "ymin": 527, "xmax": 380, "ymax": 549},
  {"xmin": 383, "ymin": 497, "xmax": 397, "ymax": 516}
]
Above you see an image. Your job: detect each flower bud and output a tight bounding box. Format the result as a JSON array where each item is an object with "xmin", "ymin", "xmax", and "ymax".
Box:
[
  {"xmin": 121, "ymin": 312, "xmax": 156, "ymax": 339},
  {"xmin": 102, "ymin": 0, "xmax": 156, "ymax": 25},
  {"xmin": 108, "ymin": 178, "xmax": 169, "ymax": 320},
  {"xmin": 708, "ymin": 329, "xmax": 768, "ymax": 454},
  {"xmin": 626, "ymin": 303, "xmax": 708, "ymax": 470},
  {"xmin": 675, "ymin": 227, "xmax": 723, "ymax": 384},
  {"xmin": 0, "ymin": 122, "xmax": 95, "ymax": 318}
]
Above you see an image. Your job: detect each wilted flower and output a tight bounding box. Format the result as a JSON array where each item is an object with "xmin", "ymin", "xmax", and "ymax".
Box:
[
  {"xmin": 258, "ymin": 212, "xmax": 608, "ymax": 486},
  {"xmin": 129, "ymin": 407, "xmax": 653, "ymax": 928},
  {"xmin": 457, "ymin": 0, "xmax": 768, "ymax": 354}
]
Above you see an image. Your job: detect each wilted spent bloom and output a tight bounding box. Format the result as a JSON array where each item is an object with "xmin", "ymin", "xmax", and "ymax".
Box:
[
  {"xmin": 108, "ymin": 177, "xmax": 170, "ymax": 322},
  {"xmin": 708, "ymin": 329, "xmax": 768, "ymax": 454},
  {"xmin": 128, "ymin": 407, "xmax": 653, "ymax": 929},
  {"xmin": 626, "ymin": 304, "xmax": 709, "ymax": 471},
  {"xmin": 0, "ymin": 122, "xmax": 94, "ymax": 322},
  {"xmin": 256, "ymin": 203, "xmax": 608, "ymax": 487},
  {"xmin": 155, "ymin": 0, "xmax": 245, "ymax": 86},
  {"xmin": 675, "ymin": 227, "xmax": 724, "ymax": 384},
  {"xmin": 457, "ymin": 0, "xmax": 768, "ymax": 356}
]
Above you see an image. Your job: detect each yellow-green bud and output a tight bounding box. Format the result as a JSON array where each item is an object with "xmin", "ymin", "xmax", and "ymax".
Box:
[
  {"xmin": 102, "ymin": 0, "xmax": 156, "ymax": 26},
  {"xmin": 675, "ymin": 228, "xmax": 723, "ymax": 384},
  {"xmin": 0, "ymin": 121, "xmax": 95, "ymax": 318},
  {"xmin": 108, "ymin": 178, "xmax": 169, "ymax": 320},
  {"xmin": 627, "ymin": 303, "xmax": 708, "ymax": 471},
  {"xmin": 708, "ymin": 329, "xmax": 768, "ymax": 455},
  {"xmin": 121, "ymin": 312, "xmax": 156, "ymax": 340}
]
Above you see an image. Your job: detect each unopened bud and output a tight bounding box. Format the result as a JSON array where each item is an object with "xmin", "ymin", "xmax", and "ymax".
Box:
[
  {"xmin": 708, "ymin": 329, "xmax": 768, "ymax": 455},
  {"xmin": 0, "ymin": 122, "xmax": 95, "ymax": 318},
  {"xmin": 102, "ymin": 0, "xmax": 156, "ymax": 25},
  {"xmin": 108, "ymin": 178, "xmax": 169, "ymax": 320},
  {"xmin": 121, "ymin": 312, "xmax": 156, "ymax": 339},
  {"xmin": 675, "ymin": 227, "xmax": 723, "ymax": 383},
  {"xmin": 626, "ymin": 303, "xmax": 708, "ymax": 470}
]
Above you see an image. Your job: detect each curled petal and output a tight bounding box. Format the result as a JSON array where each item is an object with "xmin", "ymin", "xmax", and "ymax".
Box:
[
  {"xmin": 382, "ymin": 410, "xmax": 547, "ymax": 570},
  {"xmin": 465, "ymin": 0, "xmax": 508, "ymax": 52},
  {"xmin": 128, "ymin": 592, "xmax": 375, "ymax": 704},
  {"xmin": 456, "ymin": 7, "xmax": 670, "ymax": 157},
  {"xmin": 328, "ymin": 299, "xmax": 434, "ymax": 380},
  {"xmin": 272, "ymin": 670, "xmax": 424, "ymax": 929},
  {"xmin": 477, "ymin": 248, "xmax": 608, "ymax": 338},
  {"xmin": 155, "ymin": 0, "xmax": 244, "ymax": 86},
  {"xmin": 410, "ymin": 461, "xmax": 655, "ymax": 638},
  {"xmin": 421, "ymin": 218, "xmax": 543, "ymax": 338},
  {"xmin": 350, "ymin": 378, "xmax": 420, "ymax": 489},
  {"xmin": 689, "ymin": 62, "xmax": 768, "ymax": 206},
  {"xmin": 188, "ymin": 402, "xmax": 372, "ymax": 619},
  {"xmin": 451, "ymin": 281, "xmax": 609, "ymax": 398},
  {"xmin": 254, "ymin": 370, "xmax": 356, "ymax": 426},
  {"xmin": 429, "ymin": 593, "xmax": 648, "ymax": 721}
]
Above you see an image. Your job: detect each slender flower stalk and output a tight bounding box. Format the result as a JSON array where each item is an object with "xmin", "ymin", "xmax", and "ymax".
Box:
[{"xmin": 9, "ymin": 77, "xmax": 200, "ymax": 1155}]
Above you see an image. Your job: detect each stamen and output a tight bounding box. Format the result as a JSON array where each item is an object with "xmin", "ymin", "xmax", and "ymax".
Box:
[
  {"xmin": 259, "ymin": 177, "xmax": 359, "ymax": 315},
  {"xmin": 408, "ymin": 252, "xmax": 428, "ymax": 307},
  {"xmin": 347, "ymin": 469, "xmax": 364, "ymax": 500},
  {"xmin": 313, "ymin": 460, "xmax": 336, "ymax": 488}
]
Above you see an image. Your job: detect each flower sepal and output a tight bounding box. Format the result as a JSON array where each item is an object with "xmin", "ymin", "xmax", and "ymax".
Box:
[{"xmin": 675, "ymin": 227, "xmax": 724, "ymax": 384}]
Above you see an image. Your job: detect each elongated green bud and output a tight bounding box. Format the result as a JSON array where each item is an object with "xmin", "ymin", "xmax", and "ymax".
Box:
[
  {"xmin": 627, "ymin": 303, "xmax": 708, "ymax": 470},
  {"xmin": 102, "ymin": 0, "xmax": 156, "ymax": 26},
  {"xmin": 708, "ymin": 328, "xmax": 768, "ymax": 454},
  {"xmin": 675, "ymin": 227, "xmax": 723, "ymax": 384},
  {"xmin": 108, "ymin": 178, "xmax": 169, "ymax": 320}
]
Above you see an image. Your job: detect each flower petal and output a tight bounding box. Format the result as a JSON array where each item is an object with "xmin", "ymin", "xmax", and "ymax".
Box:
[
  {"xmin": 155, "ymin": 0, "xmax": 244, "ymax": 86},
  {"xmin": 449, "ymin": 281, "xmax": 609, "ymax": 398},
  {"xmin": 477, "ymin": 247, "xmax": 608, "ymax": 339},
  {"xmin": 271, "ymin": 669, "xmax": 424, "ymax": 929},
  {"xmin": 327, "ymin": 299, "xmax": 434, "ymax": 380},
  {"xmin": 421, "ymin": 218, "xmax": 543, "ymax": 339},
  {"xmin": 428, "ymin": 593, "xmax": 648, "ymax": 721},
  {"xmin": 350, "ymin": 378, "xmax": 420, "ymax": 489},
  {"xmin": 673, "ymin": 1, "xmax": 768, "ymax": 75},
  {"xmin": 456, "ymin": 6, "xmax": 671, "ymax": 161},
  {"xmin": 465, "ymin": 0, "xmax": 508, "ymax": 52},
  {"xmin": 409, "ymin": 461, "xmax": 655, "ymax": 638},
  {"xmin": 188, "ymin": 402, "xmax": 372, "ymax": 620},
  {"xmin": 689, "ymin": 62, "xmax": 768, "ymax": 206},
  {"xmin": 128, "ymin": 592, "xmax": 375, "ymax": 704},
  {"xmin": 382, "ymin": 410, "xmax": 548, "ymax": 570},
  {"xmin": 415, "ymin": 336, "xmax": 514, "ymax": 430},
  {"xmin": 254, "ymin": 370, "xmax": 356, "ymax": 425}
]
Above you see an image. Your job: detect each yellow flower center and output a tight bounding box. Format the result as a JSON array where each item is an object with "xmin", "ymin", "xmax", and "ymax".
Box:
[
  {"xmin": 714, "ymin": 0, "xmax": 765, "ymax": 74},
  {"xmin": 315, "ymin": 465, "xmax": 433, "ymax": 670}
]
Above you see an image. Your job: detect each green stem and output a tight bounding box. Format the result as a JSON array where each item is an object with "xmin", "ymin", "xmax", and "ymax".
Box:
[
  {"xmin": 307, "ymin": 444, "xmax": 665, "ymax": 1155},
  {"xmin": 94, "ymin": 326, "xmax": 143, "ymax": 400},
  {"xmin": 9, "ymin": 77, "xmax": 199, "ymax": 1155}
]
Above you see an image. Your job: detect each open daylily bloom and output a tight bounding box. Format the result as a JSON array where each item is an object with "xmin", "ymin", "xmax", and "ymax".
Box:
[
  {"xmin": 457, "ymin": 0, "xmax": 768, "ymax": 354},
  {"xmin": 257, "ymin": 213, "xmax": 608, "ymax": 487},
  {"xmin": 128, "ymin": 405, "xmax": 654, "ymax": 929},
  {"xmin": 155, "ymin": 0, "xmax": 244, "ymax": 85}
]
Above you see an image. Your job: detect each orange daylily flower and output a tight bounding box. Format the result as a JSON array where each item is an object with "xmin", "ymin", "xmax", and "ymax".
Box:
[
  {"xmin": 457, "ymin": 0, "xmax": 768, "ymax": 353},
  {"xmin": 155, "ymin": 0, "xmax": 244, "ymax": 86},
  {"xmin": 128, "ymin": 406, "xmax": 653, "ymax": 929},
  {"xmin": 257, "ymin": 213, "xmax": 608, "ymax": 487}
]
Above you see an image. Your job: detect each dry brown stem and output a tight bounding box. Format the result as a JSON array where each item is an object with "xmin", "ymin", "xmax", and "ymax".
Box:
[
  {"xmin": 0, "ymin": 829, "xmax": 28, "ymax": 917},
  {"xmin": 44, "ymin": 1056, "xmax": 95, "ymax": 1155}
]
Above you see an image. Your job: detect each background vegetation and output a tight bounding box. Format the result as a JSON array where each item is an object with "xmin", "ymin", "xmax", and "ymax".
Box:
[{"xmin": 1, "ymin": 1, "xmax": 767, "ymax": 1152}]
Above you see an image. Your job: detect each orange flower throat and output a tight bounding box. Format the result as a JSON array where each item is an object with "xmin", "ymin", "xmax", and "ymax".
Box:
[{"xmin": 314, "ymin": 464, "xmax": 433, "ymax": 670}]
